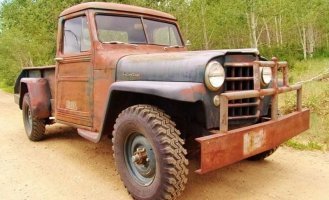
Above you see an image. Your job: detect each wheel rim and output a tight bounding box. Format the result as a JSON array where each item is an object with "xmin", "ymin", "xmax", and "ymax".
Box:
[
  {"xmin": 24, "ymin": 103, "xmax": 32, "ymax": 134},
  {"xmin": 124, "ymin": 132, "xmax": 156, "ymax": 186}
]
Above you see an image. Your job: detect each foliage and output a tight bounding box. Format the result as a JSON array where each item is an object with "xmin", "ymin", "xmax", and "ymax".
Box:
[
  {"xmin": 279, "ymin": 58, "xmax": 329, "ymax": 151},
  {"xmin": 0, "ymin": 81, "xmax": 13, "ymax": 93},
  {"xmin": 1, "ymin": 0, "xmax": 329, "ymax": 88}
]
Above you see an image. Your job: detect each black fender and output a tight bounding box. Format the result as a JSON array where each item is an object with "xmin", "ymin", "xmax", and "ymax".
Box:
[
  {"xmin": 19, "ymin": 78, "xmax": 51, "ymax": 119},
  {"xmin": 95, "ymin": 81, "xmax": 219, "ymax": 142},
  {"xmin": 109, "ymin": 81, "xmax": 207, "ymax": 102}
]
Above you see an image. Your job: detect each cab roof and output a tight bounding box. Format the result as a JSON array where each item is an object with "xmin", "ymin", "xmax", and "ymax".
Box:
[{"xmin": 60, "ymin": 2, "xmax": 176, "ymax": 20}]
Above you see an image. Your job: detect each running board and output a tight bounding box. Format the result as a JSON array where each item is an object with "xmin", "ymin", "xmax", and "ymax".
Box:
[{"xmin": 77, "ymin": 128, "xmax": 102, "ymax": 143}]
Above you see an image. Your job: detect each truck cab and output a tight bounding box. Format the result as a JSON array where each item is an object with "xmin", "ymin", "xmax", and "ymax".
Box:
[
  {"xmin": 14, "ymin": 2, "xmax": 310, "ymax": 200},
  {"xmin": 55, "ymin": 3, "xmax": 186, "ymax": 137}
]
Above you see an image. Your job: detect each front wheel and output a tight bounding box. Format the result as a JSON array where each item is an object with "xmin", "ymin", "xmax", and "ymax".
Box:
[
  {"xmin": 112, "ymin": 105, "xmax": 188, "ymax": 200},
  {"xmin": 247, "ymin": 147, "xmax": 278, "ymax": 161}
]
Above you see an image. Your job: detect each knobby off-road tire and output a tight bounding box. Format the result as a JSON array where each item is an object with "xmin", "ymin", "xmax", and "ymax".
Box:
[
  {"xmin": 247, "ymin": 147, "xmax": 278, "ymax": 161},
  {"xmin": 112, "ymin": 105, "xmax": 188, "ymax": 200},
  {"xmin": 22, "ymin": 93, "xmax": 46, "ymax": 141}
]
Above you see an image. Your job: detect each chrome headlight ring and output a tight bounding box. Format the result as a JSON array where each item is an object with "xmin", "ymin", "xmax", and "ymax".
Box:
[
  {"xmin": 260, "ymin": 67, "xmax": 272, "ymax": 86},
  {"xmin": 204, "ymin": 61, "xmax": 225, "ymax": 91}
]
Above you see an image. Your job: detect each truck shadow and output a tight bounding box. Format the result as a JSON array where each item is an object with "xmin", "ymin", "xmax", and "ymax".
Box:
[{"xmin": 43, "ymin": 124, "xmax": 292, "ymax": 200}]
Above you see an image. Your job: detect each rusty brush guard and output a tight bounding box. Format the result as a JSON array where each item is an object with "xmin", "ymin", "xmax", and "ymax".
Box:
[{"xmin": 195, "ymin": 58, "xmax": 310, "ymax": 174}]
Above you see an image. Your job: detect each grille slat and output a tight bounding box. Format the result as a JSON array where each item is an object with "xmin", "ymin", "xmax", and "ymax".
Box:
[
  {"xmin": 224, "ymin": 62, "xmax": 254, "ymax": 67},
  {"xmin": 228, "ymin": 102, "xmax": 259, "ymax": 108},
  {"xmin": 225, "ymin": 62, "xmax": 259, "ymax": 121},
  {"xmin": 228, "ymin": 115, "xmax": 258, "ymax": 120}
]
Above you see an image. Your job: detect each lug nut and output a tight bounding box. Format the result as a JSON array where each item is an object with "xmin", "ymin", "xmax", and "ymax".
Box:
[{"xmin": 132, "ymin": 155, "xmax": 140, "ymax": 163}]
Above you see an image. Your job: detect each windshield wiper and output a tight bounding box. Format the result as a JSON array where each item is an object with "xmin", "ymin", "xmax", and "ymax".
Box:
[
  {"xmin": 163, "ymin": 45, "xmax": 184, "ymax": 50},
  {"xmin": 104, "ymin": 41, "xmax": 138, "ymax": 47}
]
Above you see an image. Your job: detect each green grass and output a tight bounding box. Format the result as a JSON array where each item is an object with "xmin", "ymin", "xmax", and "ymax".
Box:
[
  {"xmin": 285, "ymin": 140, "xmax": 323, "ymax": 151},
  {"xmin": 0, "ymin": 82, "xmax": 14, "ymax": 93},
  {"xmin": 279, "ymin": 58, "xmax": 329, "ymax": 151},
  {"xmin": 289, "ymin": 59, "xmax": 329, "ymax": 83}
]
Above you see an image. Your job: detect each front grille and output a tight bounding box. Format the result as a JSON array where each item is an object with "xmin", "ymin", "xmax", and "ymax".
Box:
[{"xmin": 224, "ymin": 62, "xmax": 259, "ymax": 121}]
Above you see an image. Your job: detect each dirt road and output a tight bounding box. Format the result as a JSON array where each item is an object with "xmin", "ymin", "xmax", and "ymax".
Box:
[{"xmin": 0, "ymin": 89, "xmax": 328, "ymax": 200}]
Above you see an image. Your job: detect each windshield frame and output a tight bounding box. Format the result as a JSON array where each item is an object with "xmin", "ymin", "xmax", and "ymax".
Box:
[{"xmin": 94, "ymin": 12, "xmax": 184, "ymax": 47}]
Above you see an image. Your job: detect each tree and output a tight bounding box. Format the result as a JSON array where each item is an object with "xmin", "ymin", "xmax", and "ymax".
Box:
[{"xmin": 2, "ymin": 0, "xmax": 329, "ymax": 87}]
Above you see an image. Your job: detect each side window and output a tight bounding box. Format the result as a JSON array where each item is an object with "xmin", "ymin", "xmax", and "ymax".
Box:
[{"xmin": 63, "ymin": 16, "xmax": 91, "ymax": 54}]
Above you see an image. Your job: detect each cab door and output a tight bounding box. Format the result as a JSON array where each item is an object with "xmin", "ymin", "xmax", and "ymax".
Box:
[{"xmin": 55, "ymin": 14, "xmax": 93, "ymax": 127}]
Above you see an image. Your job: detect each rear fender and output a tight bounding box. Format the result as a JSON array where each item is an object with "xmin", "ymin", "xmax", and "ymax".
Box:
[{"xmin": 20, "ymin": 78, "xmax": 51, "ymax": 119}]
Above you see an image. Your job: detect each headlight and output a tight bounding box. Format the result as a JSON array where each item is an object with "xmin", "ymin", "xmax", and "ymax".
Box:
[
  {"xmin": 261, "ymin": 67, "xmax": 272, "ymax": 86},
  {"xmin": 205, "ymin": 61, "xmax": 225, "ymax": 91}
]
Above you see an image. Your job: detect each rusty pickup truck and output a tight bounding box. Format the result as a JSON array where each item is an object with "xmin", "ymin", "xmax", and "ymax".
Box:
[{"xmin": 14, "ymin": 2, "xmax": 310, "ymax": 200}]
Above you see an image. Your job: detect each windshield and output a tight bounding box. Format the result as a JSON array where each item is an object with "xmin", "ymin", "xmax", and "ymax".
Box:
[
  {"xmin": 95, "ymin": 15, "xmax": 183, "ymax": 46},
  {"xmin": 144, "ymin": 19, "xmax": 182, "ymax": 46}
]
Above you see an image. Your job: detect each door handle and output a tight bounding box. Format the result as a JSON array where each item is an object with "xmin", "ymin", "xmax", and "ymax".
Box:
[{"xmin": 55, "ymin": 57, "xmax": 64, "ymax": 62}]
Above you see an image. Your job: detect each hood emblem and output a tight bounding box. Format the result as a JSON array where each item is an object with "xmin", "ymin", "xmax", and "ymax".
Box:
[{"xmin": 123, "ymin": 72, "xmax": 141, "ymax": 80}]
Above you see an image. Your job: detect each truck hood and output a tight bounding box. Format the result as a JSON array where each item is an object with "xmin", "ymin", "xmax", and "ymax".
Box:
[{"xmin": 116, "ymin": 48, "xmax": 259, "ymax": 82}]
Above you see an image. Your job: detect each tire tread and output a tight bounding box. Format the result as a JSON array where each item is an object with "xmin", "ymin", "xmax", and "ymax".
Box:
[
  {"xmin": 112, "ymin": 104, "xmax": 188, "ymax": 200},
  {"xmin": 247, "ymin": 148, "xmax": 277, "ymax": 161},
  {"xmin": 22, "ymin": 94, "xmax": 45, "ymax": 141}
]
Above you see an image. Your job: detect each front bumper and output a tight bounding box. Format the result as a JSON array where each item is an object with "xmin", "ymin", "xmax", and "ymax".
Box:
[
  {"xmin": 195, "ymin": 59, "xmax": 310, "ymax": 174},
  {"xmin": 196, "ymin": 109, "xmax": 310, "ymax": 174}
]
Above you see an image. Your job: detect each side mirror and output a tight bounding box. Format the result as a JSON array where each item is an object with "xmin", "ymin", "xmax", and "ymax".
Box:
[{"xmin": 185, "ymin": 40, "xmax": 191, "ymax": 46}]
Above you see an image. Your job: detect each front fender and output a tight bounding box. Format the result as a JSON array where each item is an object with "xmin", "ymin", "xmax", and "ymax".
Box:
[
  {"xmin": 20, "ymin": 78, "xmax": 51, "ymax": 119},
  {"xmin": 109, "ymin": 81, "xmax": 207, "ymax": 102},
  {"xmin": 107, "ymin": 81, "xmax": 219, "ymax": 129},
  {"xmin": 92, "ymin": 81, "xmax": 219, "ymax": 143}
]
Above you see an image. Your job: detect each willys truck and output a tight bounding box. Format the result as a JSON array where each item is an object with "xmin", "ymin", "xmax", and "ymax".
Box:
[{"xmin": 14, "ymin": 2, "xmax": 310, "ymax": 200}]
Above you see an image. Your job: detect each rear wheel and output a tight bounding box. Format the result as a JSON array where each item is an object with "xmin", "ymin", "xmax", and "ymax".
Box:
[
  {"xmin": 112, "ymin": 105, "xmax": 188, "ymax": 200},
  {"xmin": 22, "ymin": 93, "xmax": 46, "ymax": 141}
]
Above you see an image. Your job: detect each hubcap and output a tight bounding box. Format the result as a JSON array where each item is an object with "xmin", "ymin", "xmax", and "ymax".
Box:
[
  {"xmin": 24, "ymin": 104, "xmax": 32, "ymax": 134},
  {"xmin": 131, "ymin": 147, "xmax": 149, "ymax": 165},
  {"xmin": 125, "ymin": 133, "xmax": 156, "ymax": 186}
]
